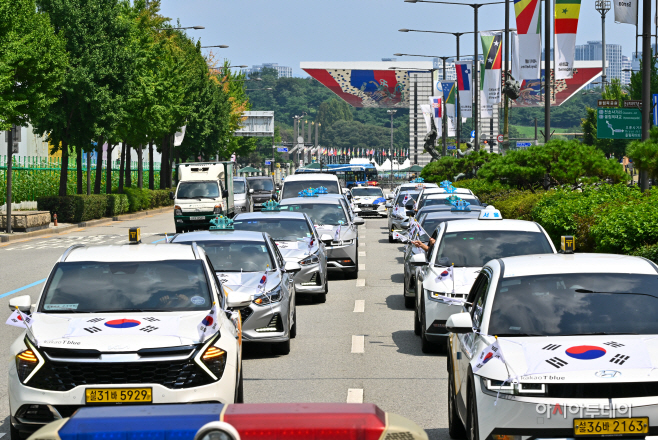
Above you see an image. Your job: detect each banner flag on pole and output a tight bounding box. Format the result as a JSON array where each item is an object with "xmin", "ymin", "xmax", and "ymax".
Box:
[
  {"xmin": 514, "ymin": 0, "xmax": 542, "ymax": 79},
  {"xmin": 455, "ymin": 61, "xmax": 473, "ymax": 118},
  {"xmin": 479, "ymin": 63, "xmax": 494, "ymax": 117},
  {"xmin": 441, "ymin": 82, "xmax": 457, "ymax": 136},
  {"xmin": 554, "ymin": 0, "xmax": 581, "ymax": 79},
  {"xmin": 429, "ymin": 97, "xmax": 443, "ymax": 137},
  {"xmin": 614, "ymin": 0, "xmax": 637, "ymax": 24},
  {"xmin": 480, "ymin": 31, "xmax": 503, "ymax": 107},
  {"xmin": 420, "ymin": 104, "xmax": 433, "ymax": 135}
]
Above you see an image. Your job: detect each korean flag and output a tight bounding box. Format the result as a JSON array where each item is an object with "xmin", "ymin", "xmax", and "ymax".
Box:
[{"xmin": 6, "ymin": 310, "xmax": 33, "ymax": 328}]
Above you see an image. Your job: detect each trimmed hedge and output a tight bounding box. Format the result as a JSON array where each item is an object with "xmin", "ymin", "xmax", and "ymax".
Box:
[
  {"xmin": 107, "ymin": 194, "xmax": 129, "ymax": 217},
  {"xmin": 631, "ymin": 243, "xmax": 658, "ymax": 264},
  {"xmin": 124, "ymin": 188, "xmax": 153, "ymax": 212}
]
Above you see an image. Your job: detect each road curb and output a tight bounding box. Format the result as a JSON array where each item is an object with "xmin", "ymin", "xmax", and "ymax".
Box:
[{"xmin": 0, "ymin": 206, "xmax": 172, "ymax": 243}]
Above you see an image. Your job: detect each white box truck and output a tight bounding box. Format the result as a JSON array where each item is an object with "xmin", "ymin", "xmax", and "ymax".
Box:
[{"xmin": 172, "ymin": 162, "xmax": 235, "ymax": 233}]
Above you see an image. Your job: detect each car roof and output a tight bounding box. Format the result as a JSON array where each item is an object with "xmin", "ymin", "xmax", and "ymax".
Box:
[
  {"xmin": 235, "ymin": 211, "xmax": 309, "ymax": 220},
  {"xmin": 417, "ymin": 205, "xmax": 485, "ymax": 215},
  {"xmin": 65, "ymin": 244, "xmax": 196, "ymax": 262},
  {"xmin": 400, "ymin": 183, "xmax": 438, "ymax": 189},
  {"xmin": 246, "ymin": 176, "xmax": 272, "ymax": 180},
  {"xmin": 423, "ymin": 211, "xmax": 481, "ymax": 220},
  {"xmin": 280, "ymin": 197, "xmax": 342, "ymax": 205},
  {"xmin": 283, "ymin": 174, "xmax": 340, "ymax": 182},
  {"xmin": 496, "ymin": 253, "xmax": 658, "ymax": 278},
  {"xmin": 171, "ymin": 230, "xmax": 266, "ymax": 242},
  {"xmin": 445, "ymin": 219, "xmax": 543, "ymax": 233},
  {"xmin": 397, "ymin": 190, "xmax": 420, "ymax": 196},
  {"xmin": 426, "ymin": 193, "xmax": 477, "ymax": 199},
  {"xmin": 422, "ymin": 187, "xmax": 473, "ymax": 195}
]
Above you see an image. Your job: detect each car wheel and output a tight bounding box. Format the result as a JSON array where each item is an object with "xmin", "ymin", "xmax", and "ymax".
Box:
[
  {"xmin": 467, "ymin": 381, "xmax": 480, "ymax": 440},
  {"xmin": 272, "ymin": 338, "xmax": 291, "ymax": 355},
  {"xmin": 234, "ymin": 366, "xmax": 244, "ymax": 403},
  {"xmin": 414, "ymin": 300, "xmax": 421, "ymax": 335},
  {"xmin": 404, "ymin": 295, "xmax": 415, "ymax": 309},
  {"xmin": 448, "ymin": 358, "xmax": 467, "ymax": 438},
  {"xmin": 175, "ymin": 226, "xmax": 184, "ymax": 234},
  {"xmin": 421, "ymin": 302, "xmax": 436, "ymax": 354},
  {"xmin": 290, "ymin": 306, "xmax": 297, "ymax": 339},
  {"xmin": 388, "ymin": 233, "xmax": 394, "ymax": 243}
]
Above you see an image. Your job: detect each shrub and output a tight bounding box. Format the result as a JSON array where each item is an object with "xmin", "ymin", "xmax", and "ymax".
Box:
[
  {"xmin": 37, "ymin": 195, "xmax": 107, "ymax": 223},
  {"xmin": 454, "ymin": 179, "xmax": 513, "ymax": 205},
  {"xmin": 106, "ymin": 194, "xmax": 129, "ymax": 217},
  {"xmin": 631, "ymin": 243, "xmax": 658, "ymax": 264},
  {"xmin": 493, "ymin": 191, "xmax": 545, "ymax": 221},
  {"xmin": 123, "ymin": 188, "xmax": 153, "ymax": 212},
  {"xmin": 37, "ymin": 195, "xmax": 77, "ymax": 222},
  {"xmin": 151, "ymin": 189, "xmax": 173, "ymax": 208},
  {"xmin": 420, "ymin": 151, "xmax": 498, "ymax": 183}
]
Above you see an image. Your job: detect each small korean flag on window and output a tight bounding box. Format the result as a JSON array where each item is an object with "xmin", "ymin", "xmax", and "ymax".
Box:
[{"xmin": 6, "ymin": 310, "xmax": 32, "ymax": 328}]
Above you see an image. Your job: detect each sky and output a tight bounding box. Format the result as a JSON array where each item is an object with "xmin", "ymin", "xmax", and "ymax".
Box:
[{"xmin": 161, "ymin": 0, "xmax": 648, "ymax": 77}]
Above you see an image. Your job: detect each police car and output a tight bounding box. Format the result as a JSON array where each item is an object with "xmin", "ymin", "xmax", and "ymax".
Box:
[
  {"xmin": 170, "ymin": 218, "xmax": 301, "ymax": 355},
  {"xmin": 411, "ymin": 206, "xmax": 556, "ymax": 353},
  {"xmin": 26, "ymin": 402, "xmax": 429, "ymax": 440},
  {"xmin": 350, "ymin": 186, "xmax": 387, "ymax": 217},
  {"xmin": 7, "ymin": 234, "xmax": 242, "ymax": 440},
  {"xmin": 445, "ymin": 250, "xmax": 658, "ymax": 440},
  {"xmin": 388, "ymin": 179, "xmax": 438, "ymax": 202}
]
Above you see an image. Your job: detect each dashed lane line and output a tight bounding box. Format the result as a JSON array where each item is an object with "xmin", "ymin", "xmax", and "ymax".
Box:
[
  {"xmin": 353, "ymin": 300, "xmax": 365, "ymax": 313},
  {"xmin": 351, "ymin": 335, "xmax": 365, "ymax": 353},
  {"xmin": 359, "ymin": 242, "xmax": 366, "ymax": 247},
  {"xmin": 346, "ymin": 388, "xmax": 364, "ymax": 403},
  {"xmin": 359, "ymin": 264, "xmax": 365, "ymax": 271},
  {"xmin": 356, "ymin": 279, "xmax": 365, "ymax": 287},
  {"xmin": 358, "ymin": 251, "xmax": 366, "ymax": 257}
]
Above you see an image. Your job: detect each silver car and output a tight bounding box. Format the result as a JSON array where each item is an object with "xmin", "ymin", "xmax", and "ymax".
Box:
[
  {"xmin": 233, "ymin": 211, "xmax": 330, "ymax": 303},
  {"xmin": 233, "ymin": 177, "xmax": 251, "ymax": 213},
  {"xmin": 386, "ymin": 190, "xmax": 420, "ymax": 242},
  {"xmin": 279, "ymin": 197, "xmax": 364, "ymax": 278},
  {"xmin": 171, "ymin": 230, "xmax": 299, "ymax": 355}
]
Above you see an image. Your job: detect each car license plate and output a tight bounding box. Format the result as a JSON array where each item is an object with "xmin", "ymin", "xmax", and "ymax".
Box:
[
  {"xmin": 189, "ymin": 216, "xmax": 205, "ymax": 220},
  {"xmin": 574, "ymin": 418, "xmax": 649, "ymax": 436},
  {"xmin": 86, "ymin": 387, "xmax": 152, "ymax": 404}
]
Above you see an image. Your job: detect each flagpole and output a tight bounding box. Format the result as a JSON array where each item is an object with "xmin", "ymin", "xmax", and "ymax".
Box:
[
  {"xmin": 474, "ymin": 5, "xmax": 480, "ymax": 151},
  {"xmin": 544, "ymin": 0, "xmax": 551, "ymax": 144},
  {"xmin": 503, "ymin": 0, "xmax": 510, "ymax": 153}
]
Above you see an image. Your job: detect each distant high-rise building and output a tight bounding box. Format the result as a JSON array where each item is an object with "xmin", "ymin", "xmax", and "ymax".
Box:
[
  {"xmin": 621, "ymin": 55, "xmax": 632, "ymax": 85},
  {"xmin": 631, "ymin": 44, "xmax": 658, "ymax": 73},
  {"xmin": 243, "ymin": 63, "xmax": 293, "ymax": 78},
  {"xmin": 575, "ymin": 41, "xmax": 623, "ymax": 87}
]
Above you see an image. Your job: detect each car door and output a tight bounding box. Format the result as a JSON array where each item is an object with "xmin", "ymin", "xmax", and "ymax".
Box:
[
  {"xmin": 268, "ymin": 236, "xmax": 294, "ymax": 323},
  {"xmin": 456, "ymin": 270, "xmax": 492, "ymax": 408}
]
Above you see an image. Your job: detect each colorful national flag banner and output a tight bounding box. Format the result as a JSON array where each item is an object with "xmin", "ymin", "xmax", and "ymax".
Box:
[
  {"xmin": 441, "ymin": 82, "xmax": 457, "ymax": 137},
  {"xmin": 554, "ymin": 0, "xmax": 581, "ymax": 79},
  {"xmin": 514, "ymin": 0, "xmax": 542, "ymax": 79},
  {"xmin": 480, "ymin": 31, "xmax": 503, "ymax": 106},
  {"xmin": 479, "ymin": 62, "xmax": 494, "ymax": 118},
  {"xmin": 429, "ymin": 97, "xmax": 443, "ymax": 136},
  {"xmin": 455, "ymin": 61, "xmax": 472, "ymax": 118}
]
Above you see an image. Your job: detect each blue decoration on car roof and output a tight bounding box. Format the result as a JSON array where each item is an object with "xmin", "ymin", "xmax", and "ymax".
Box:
[
  {"xmin": 298, "ymin": 188, "xmax": 319, "ymax": 197},
  {"xmin": 440, "ymin": 180, "xmax": 452, "ymax": 188},
  {"xmin": 316, "ymin": 186, "xmax": 328, "ymax": 194},
  {"xmin": 262, "ymin": 200, "xmax": 281, "ymax": 211},
  {"xmin": 209, "ymin": 215, "xmax": 234, "ymax": 230},
  {"xmin": 445, "ymin": 185, "xmax": 456, "ymax": 194},
  {"xmin": 413, "ymin": 177, "xmax": 425, "ymax": 183},
  {"xmin": 444, "ymin": 194, "xmax": 461, "ymax": 205},
  {"xmin": 451, "ymin": 199, "xmax": 471, "ymax": 212}
]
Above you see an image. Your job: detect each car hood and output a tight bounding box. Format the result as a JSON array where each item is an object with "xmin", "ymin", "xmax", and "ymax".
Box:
[
  {"xmin": 315, "ymin": 224, "xmax": 356, "ymax": 242},
  {"xmin": 234, "ymin": 193, "xmax": 247, "ymax": 201},
  {"xmin": 275, "ymin": 240, "xmax": 320, "ymax": 261},
  {"xmin": 353, "ymin": 196, "xmax": 383, "ymax": 203},
  {"xmin": 217, "ymin": 270, "xmax": 282, "ymax": 303},
  {"xmin": 28, "ymin": 311, "xmax": 218, "ymax": 351},
  {"xmin": 473, "ymin": 335, "xmax": 658, "ymax": 383},
  {"xmin": 176, "ymin": 200, "xmax": 221, "ymax": 210},
  {"xmin": 422, "ymin": 266, "xmax": 481, "ymax": 294}
]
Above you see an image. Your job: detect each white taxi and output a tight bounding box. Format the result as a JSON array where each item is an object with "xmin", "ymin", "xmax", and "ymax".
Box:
[
  {"xmin": 7, "ymin": 241, "xmax": 242, "ymax": 440},
  {"xmin": 412, "ymin": 207, "xmax": 555, "ymax": 353},
  {"xmin": 446, "ymin": 252, "xmax": 658, "ymax": 440}
]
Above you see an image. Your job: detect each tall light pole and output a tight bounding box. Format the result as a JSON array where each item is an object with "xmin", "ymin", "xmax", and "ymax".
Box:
[
  {"xmin": 544, "ymin": 0, "xmax": 551, "ymax": 144},
  {"xmin": 595, "ymin": 1, "xmax": 611, "ymax": 86},
  {"xmin": 404, "ymin": 0, "xmax": 505, "ymax": 151},
  {"xmin": 641, "ymin": 0, "xmax": 651, "ymax": 190},
  {"xmin": 388, "ymin": 110, "xmax": 397, "ymax": 186}
]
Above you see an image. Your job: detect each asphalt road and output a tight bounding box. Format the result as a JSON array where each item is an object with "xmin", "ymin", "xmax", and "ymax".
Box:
[{"xmin": 0, "ymin": 213, "xmax": 448, "ymax": 440}]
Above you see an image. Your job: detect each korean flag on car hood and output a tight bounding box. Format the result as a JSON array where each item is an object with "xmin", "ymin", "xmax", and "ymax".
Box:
[
  {"xmin": 474, "ymin": 336, "xmax": 657, "ymax": 383},
  {"xmin": 28, "ymin": 311, "xmax": 218, "ymax": 351},
  {"xmin": 276, "ymin": 239, "xmax": 319, "ymax": 261},
  {"xmin": 221, "ymin": 271, "xmax": 282, "ymax": 305}
]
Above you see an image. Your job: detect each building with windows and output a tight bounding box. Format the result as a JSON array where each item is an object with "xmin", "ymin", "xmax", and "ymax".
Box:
[
  {"xmin": 622, "ymin": 55, "xmax": 632, "ymax": 85},
  {"xmin": 243, "ymin": 63, "xmax": 293, "ymax": 78},
  {"xmin": 574, "ymin": 41, "xmax": 622, "ymax": 87}
]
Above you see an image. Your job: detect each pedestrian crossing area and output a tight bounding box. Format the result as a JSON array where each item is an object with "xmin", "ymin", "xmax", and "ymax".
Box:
[{"xmin": 3, "ymin": 232, "xmax": 160, "ymax": 251}]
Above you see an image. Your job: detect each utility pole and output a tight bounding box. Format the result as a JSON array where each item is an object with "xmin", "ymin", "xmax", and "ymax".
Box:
[
  {"xmin": 5, "ymin": 126, "xmax": 14, "ymax": 234},
  {"xmin": 641, "ymin": 0, "xmax": 651, "ymax": 190},
  {"xmin": 544, "ymin": 0, "xmax": 551, "ymax": 144},
  {"xmin": 414, "ymin": 74, "xmax": 419, "ymax": 164},
  {"xmin": 440, "ymin": 57, "xmax": 449, "ymax": 156},
  {"xmin": 595, "ymin": 0, "xmax": 611, "ymax": 87},
  {"xmin": 388, "ymin": 110, "xmax": 397, "ymax": 186}
]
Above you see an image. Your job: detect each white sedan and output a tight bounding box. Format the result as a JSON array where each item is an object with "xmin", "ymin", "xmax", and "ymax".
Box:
[
  {"xmin": 446, "ymin": 253, "xmax": 658, "ymax": 440},
  {"xmin": 8, "ymin": 243, "xmax": 242, "ymax": 440}
]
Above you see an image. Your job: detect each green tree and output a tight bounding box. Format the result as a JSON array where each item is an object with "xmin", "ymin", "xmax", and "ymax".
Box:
[
  {"xmin": 0, "ymin": 0, "xmax": 67, "ymax": 132},
  {"xmin": 627, "ymin": 126, "xmax": 658, "ymax": 181},
  {"xmin": 317, "ymin": 98, "xmax": 353, "ymax": 130},
  {"xmin": 629, "ymin": 50, "xmax": 658, "ymax": 100}
]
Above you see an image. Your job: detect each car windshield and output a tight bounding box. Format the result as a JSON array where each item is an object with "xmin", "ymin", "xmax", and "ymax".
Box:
[
  {"xmin": 176, "ymin": 181, "xmax": 219, "ymax": 199},
  {"xmin": 178, "ymin": 240, "xmax": 274, "ymax": 272},
  {"xmin": 489, "ymin": 273, "xmax": 658, "ymax": 336},
  {"xmin": 233, "ymin": 218, "xmax": 313, "ymax": 241},
  {"xmin": 40, "ymin": 261, "xmax": 212, "ymax": 313},
  {"xmin": 233, "ymin": 180, "xmax": 246, "ymax": 194},
  {"xmin": 351, "ymin": 188, "xmax": 383, "ymax": 197},
  {"xmin": 420, "ymin": 216, "xmax": 474, "ymax": 238},
  {"xmin": 435, "ymin": 231, "xmax": 553, "ymax": 267},
  {"xmin": 423, "ymin": 197, "xmax": 480, "ymax": 207},
  {"xmin": 249, "ymin": 179, "xmax": 274, "ymax": 191},
  {"xmin": 395, "ymin": 193, "xmax": 419, "ymax": 207},
  {"xmin": 282, "ymin": 203, "xmax": 348, "ymax": 226},
  {"xmin": 281, "ymin": 180, "xmax": 339, "ymax": 199}
]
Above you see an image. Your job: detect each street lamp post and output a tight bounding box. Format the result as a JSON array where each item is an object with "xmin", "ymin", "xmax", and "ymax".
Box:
[
  {"xmin": 641, "ymin": 0, "xmax": 651, "ymax": 190},
  {"xmin": 595, "ymin": 1, "xmax": 611, "ymax": 87},
  {"xmin": 388, "ymin": 110, "xmax": 397, "ymax": 186}
]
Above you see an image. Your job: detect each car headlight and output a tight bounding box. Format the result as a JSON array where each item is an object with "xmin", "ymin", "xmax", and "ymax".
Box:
[
  {"xmin": 426, "ymin": 289, "xmax": 466, "ymax": 305},
  {"xmin": 253, "ymin": 285, "xmax": 283, "ymax": 304},
  {"xmin": 213, "ymin": 205, "xmax": 222, "ymax": 214},
  {"xmin": 300, "ymin": 254, "xmax": 320, "ymax": 266},
  {"xmin": 174, "ymin": 205, "xmax": 183, "ymax": 216},
  {"xmin": 427, "ymin": 290, "xmax": 449, "ymax": 302},
  {"xmin": 482, "ymin": 378, "xmax": 546, "ymax": 396},
  {"xmin": 16, "ymin": 339, "xmax": 43, "ymax": 384},
  {"xmin": 200, "ymin": 345, "xmax": 227, "ymax": 380}
]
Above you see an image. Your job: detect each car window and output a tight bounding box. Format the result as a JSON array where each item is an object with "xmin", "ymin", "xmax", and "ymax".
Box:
[
  {"xmin": 423, "ymin": 197, "xmax": 480, "ymax": 208},
  {"xmin": 351, "ymin": 187, "xmax": 384, "ymax": 197},
  {"xmin": 233, "ymin": 218, "xmax": 313, "ymax": 241},
  {"xmin": 233, "ymin": 180, "xmax": 246, "ymax": 194},
  {"xmin": 270, "ymin": 238, "xmax": 286, "ymax": 268},
  {"xmin": 41, "ymin": 260, "xmax": 212, "ymax": 313},
  {"xmin": 248, "ymin": 179, "xmax": 274, "ymax": 191},
  {"xmin": 470, "ymin": 272, "xmax": 491, "ymax": 330},
  {"xmin": 204, "ymin": 256, "xmax": 225, "ymax": 309},
  {"xmin": 281, "ymin": 202, "xmax": 348, "ymax": 226},
  {"xmin": 178, "ymin": 240, "xmax": 274, "ymax": 273},
  {"xmin": 281, "ymin": 180, "xmax": 340, "ymax": 199},
  {"xmin": 176, "ymin": 181, "xmax": 219, "ymax": 199}
]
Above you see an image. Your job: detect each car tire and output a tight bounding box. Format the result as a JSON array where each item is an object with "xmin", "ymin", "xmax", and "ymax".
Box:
[
  {"xmin": 448, "ymin": 358, "xmax": 467, "ymax": 439},
  {"xmin": 388, "ymin": 233, "xmax": 394, "ymax": 243},
  {"xmin": 234, "ymin": 366, "xmax": 244, "ymax": 403},
  {"xmin": 467, "ymin": 381, "xmax": 480, "ymax": 440},
  {"xmin": 404, "ymin": 295, "xmax": 415, "ymax": 309},
  {"xmin": 421, "ymin": 302, "xmax": 436, "ymax": 354},
  {"xmin": 290, "ymin": 306, "xmax": 297, "ymax": 339},
  {"xmin": 314, "ymin": 290, "xmax": 327, "ymax": 304},
  {"xmin": 175, "ymin": 226, "xmax": 184, "ymax": 234},
  {"xmin": 272, "ymin": 339, "xmax": 291, "ymax": 355}
]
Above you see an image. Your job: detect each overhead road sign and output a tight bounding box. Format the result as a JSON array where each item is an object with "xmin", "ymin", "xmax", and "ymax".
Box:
[
  {"xmin": 448, "ymin": 145, "xmax": 457, "ymax": 150},
  {"xmin": 265, "ymin": 160, "xmax": 272, "ymax": 165},
  {"xmin": 623, "ymin": 100, "xmax": 642, "ymax": 110},
  {"xmin": 598, "ymin": 100, "xmax": 618, "ymax": 108},
  {"xmin": 516, "ymin": 141, "xmax": 532, "ymax": 148},
  {"xmin": 596, "ymin": 108, "xmax": 642, "ymax": 140},
  {"xmin": 277, "ymin": 147, "xmax": 289, "ymax": 153}
]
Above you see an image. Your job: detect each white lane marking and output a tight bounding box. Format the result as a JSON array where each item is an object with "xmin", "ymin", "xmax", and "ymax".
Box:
[
  {"xmin": 359, "ymin": 264, "xmax": 366, "ymax": 271},
  {"xmin": 358, "ymin": 251, "xmax": 366, "ymax": 257},
  {"xmin": 351, "ymin": 335, "xmax": 365, "ymax": 353},
  {"xmin": 359, "ymin": 242, "xmax": 366, "ymax": 247},
  {"xmin": 347, "ymin": 388, "xmax": 364, "ymax": 403},
  {"xmin": 354, "ymin": 300, "xmax": 365, "ymax": 313},
  {"xmin": 356, "ymin": 279, "xmax": 365, "ymax": 287}
]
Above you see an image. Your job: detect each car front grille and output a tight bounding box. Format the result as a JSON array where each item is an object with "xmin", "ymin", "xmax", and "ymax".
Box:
[
  {"xmin": 546, "ymin": 382, "xmax": 658, "ymax": 399},
  {"xmin": 28, "ymin": 358, "xmax": 215, "ymax": 392}
]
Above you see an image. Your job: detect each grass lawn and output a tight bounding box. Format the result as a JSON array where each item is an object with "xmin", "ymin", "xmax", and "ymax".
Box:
[{"xmin": 511, "ymin": 125, "xmax": 580, "ymax": 139}]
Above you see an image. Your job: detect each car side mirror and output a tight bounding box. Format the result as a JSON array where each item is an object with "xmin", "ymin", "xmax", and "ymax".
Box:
[
  {"xmin": 276, "ymin": 184, "xmax": 281, "ymax": 190},
  {"xmin": 320, "ymin": 233, "xmax": 333, "ymax": 244},
  {"xmin": 446, "ymin": 312, "xmax": 474, "ymax": 334},
  {"xmin": 249, "ymin": 189, "xmax": 254, "ymax": 194},
  {"xmin": 222, "ymin": 190, "xmax": 229, "ymax": 198},
  {"xmin": 284, "ymin": 261, "xmax": 302, "ymax": 273},
  {"xmin": 9, "ymin": 295, "xmax": 31, "ymax": 313},
  {"xmin": 353, "ymin": 217, "xmax": 365, "ymax": 226},
  {"xmin": 386, "ymin": 194, "xmax": 393, "ymax": 200},
  {"xmin": 169, "ymin": 191, "xmax": 175, "ymax": 200},
  {"xmin": 385, "ymin": 203, "xmax": 392, "ymax": 209},
  {"xmin": 409, "ymin": 253, "xmax": 428, "ymax": 266}
]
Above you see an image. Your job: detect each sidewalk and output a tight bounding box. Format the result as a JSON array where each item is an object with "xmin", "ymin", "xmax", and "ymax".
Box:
[{"xmin": 0, "ymin": 206, "xmax": 172, "ymax": 243}]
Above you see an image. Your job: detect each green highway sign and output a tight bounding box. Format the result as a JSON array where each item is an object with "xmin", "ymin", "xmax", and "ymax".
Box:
[{"xmin": 596, "ymin": 108, "xmax": 642, "ymax": 140}]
